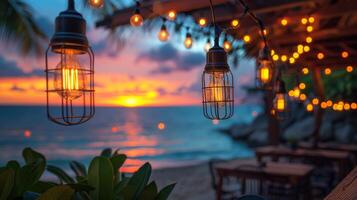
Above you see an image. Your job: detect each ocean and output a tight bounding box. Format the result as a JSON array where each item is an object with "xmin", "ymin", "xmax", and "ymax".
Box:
[{"xmin": 0, "ymin": 105, "xmax": 260, "ymax": 172}]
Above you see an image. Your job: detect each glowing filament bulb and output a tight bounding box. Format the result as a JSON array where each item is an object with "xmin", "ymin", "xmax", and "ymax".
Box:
[
  {"xmin": 306, "ymin": 37, "xmax": 312, "ymax": 43},
  {"xmin": 306, "ymin": 26, "xmax": 313, "ymax": 32},
  {"xmin": 301, "ymin": 18, "xmax": 308, "ymax": 24},
  {"xmin": 302, "ymin": 67, "xmax": 309, "ymax": 74},
  {"xmin": 184, "ymin": 33, "xmax": 193, "ymax": 49},
  {"xmin": 55, "ymin": 53, "xmax": 85, "ymax": 100},
  {"xmin": 341, "ymin": 51, "xmax": 349, "ymax": 58},
  {"xmin": 231, "ymin": 19, "xmax": 239, "ymax": 28},
  {"xmin": 206, "ymin": 72, "xmax": 227, "ymax": 106},
  {"xmin": 130, "ymin": 13, "xmax": 143, "ymax": 27},
  {"xmin": 198, "ymin": 18, "xmax": 207, "ymax": 27},
  {"xmin": 88, "ymin": 0, "xmax": 103, "ymax": 8},
  {"xmin": 293, "ymin": 87, "xmax": 300, "ymax": 99},
  {"xmin": 281, "ymin": 18, "xmax": 288, "ymax": 26},
  {"xmin": 243, "ymin": 35, "xmax": 250, "ymax": 43},
  {"xmin": 167, "ymin": 10, "xmax": 176, "ymax": 21},
  {"xmin": 158, "ymin": 25, "xmax": 169, "ymax": 42},
  {"xmin": 223, "ymin": 40, "xmax": 232, "ymax": 52},
  {"xmin": 346, "ymin": 66, "xmax": 353, "ymax": 72}
]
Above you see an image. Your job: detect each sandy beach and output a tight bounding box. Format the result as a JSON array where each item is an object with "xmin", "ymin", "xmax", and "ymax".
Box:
[{"xmin": 152, "ymin": 162, "xmax": 215, "ymax": 200}]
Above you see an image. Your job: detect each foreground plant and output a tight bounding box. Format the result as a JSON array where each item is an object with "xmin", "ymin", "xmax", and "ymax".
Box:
[{"xmin": 0, "ymin": 148, "xmax": 175, "ymax": 200}]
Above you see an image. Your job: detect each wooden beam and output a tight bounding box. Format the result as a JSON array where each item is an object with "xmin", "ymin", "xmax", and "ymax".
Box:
[{"xmin": 311, "ymin": 67, "xmax": 325, "ymax": 147}]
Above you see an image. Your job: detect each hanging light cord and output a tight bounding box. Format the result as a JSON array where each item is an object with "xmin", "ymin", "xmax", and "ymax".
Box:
[{"xmin": 208, "ymin": 0, "xmax": 220, "ymax": 46}]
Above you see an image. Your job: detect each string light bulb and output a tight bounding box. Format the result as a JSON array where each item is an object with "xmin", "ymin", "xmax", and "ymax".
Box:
[
  {"xmin": 293, "ymin": 52, "xmax": 300, "ymax": 59},
  {"xmin": 281, "ymin": 55, "xmax": 287, "ymax": 62},
  {"xmin": 308, "ymin": 17, "xmax": 315, "ymax": 23},
  {"xmin": 346, "ymin": 65, "xmax": 353, "ymax": 72},
  {"xmin": 292, "ymin": 86, "xmax": 300, "ymax": 99},
  {"xmin": 324, "ymin": 68, "xmax": 331, "ymax": 75},
  {"xmin": 317, "ymin": 52, "xmax": 324, "ymax": 60},
  {"xmin": 306, "ymin": 26, "xmax": 313, "ymax": 32},
  {"xmin": 231, "ymin": 19, "xmax": 239, "ymax": 28},
  {"xmin": 198, "ymin": 17, "xmax": 207, "ymax": 28},
  {"xmin": 88, "ymin": 0, "xmax": 103, "ymax": 8},
  {"xmin": 299, "ymin": 94, "xmax": 307, "ymax": 101},
  {"xmin": 341, "ymin": 51, "xmax": 349, "ymax": 58},
  {"xmin": 281, "ymin": 18, "xmax": 288, "ymax": 26},
  {"xmin": 167, "ymin": 10, "xmax": 177, "ymax": 21},
  {"xmin": 304, "ymin": 45, "xmax": 310, "ymax": 52},
  {"xmin": 184, "ymin": 32, "xmax": 193, "ymax": 49},
  {"xmin": 272, "ymin": 54, "xmax": 279, "ymax": 61},
  {"xmin": 306, "ymin": 36, "xmax": 312, "ymax": 43},
  {"xmin": 223, "ymin": 38, "xmax": 232, "ymax": 52},
  {"xmin": 299, "ymin": 83, "xmax": 306, "ymax": 90},
  {"xmin": 289, "ymin": 57, "xmax": 295, "ymax": 64},
  {"xmin": 302, "ymin": 67, "xmax": 309, "ymax": 74},
  {"xmin": 243, "ymin": 35, "xmax": 251, "ymax": 43},
  {"xmin": 158, "ymin": 21, "xmax": 169, "ymax": 42},
  {"xmin": 312, "ymin": 98, "xmax": 319, "ymax": 105},
  {"xmin": 130, "ymin": 2, "xmax": 143, "ymax": 27},
  {"xmin": 306, "ymin": 103, "xmax": 314, "ymax": 112},
  {"xmin": 301, "ymin": 18, "xmax": 308, "ymax": 25}
]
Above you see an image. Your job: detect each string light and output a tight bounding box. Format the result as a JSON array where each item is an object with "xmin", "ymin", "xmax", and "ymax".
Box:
[
  {"xmin": 243, "ymin": 35, "xmax": 251, "ymax": 43},
  {"xmin": 167, "ymin": 10, "xmax": 177, "ymax": 21},
  {"xmin": 312, "ymin": 98, "xmax": 319, "ymax": 105},
  {"xmin": 88, "ymin": 0, "xmax": 104, "ymax": 8},
  {"xmin": 299, "ymin": 94, "xmax": 307, "ymax": 101},
  {"xmin": 272, "ymin": 54, "xmax": 279, "ymax": 61},
  {"xmin": 302, "ymin": 67, "xmax": 309, "ymax": 74},
  {"xmin": 223, "ymin": 38, "xmax": 232, "ymax": 52},
  {"xmin": 306, "ymin": 26, "xmax": 313, "ymax": 32},
  {"xmin": 288, "ymin": 90, "xmax": 294, "ymax": 97},
  {"xmin": 293, "ymin": 52, "xmax": 300, "ymax": 59},
  {"xmin": 289, "ymin": 57, "xmax": 295, "ymax": 64},
  {"xmin": 303, "ymin": 45, "xmax": 310, "ymax": 52},
  {"xmin": 281, "ymin": 18, "xmax": 288, "ymax": 26},
  {"xmin": 351, "ymin": 103, "xmax": 357, "ymax": 109},
  {"xmin": 231, "ymin": 19, "xmax": 239, "ymax": 28},
  {"xmin": 130, "ymin": 2, "xmax": 143, "ymax": 27},
  {"xmin": 281, "ymin": 55, "xmax": 287, "ymax": 62},
  {"xmin": 308, "ymin": 17, "xmax": 315, "ymax": 23},
  {"xmin": 341, "ymin": 51, "xmax": 349, "ymax": 58},
  {"xmin": 324, "ymin": 68, "xmax": 331, "ymax": 75},
  {"xmin": 271, "ymin": 50, "xmax": 275, "ymax": 56},
  {"xmin": 321, "ymin": 102, "xmax": 327, "ymax": 109},
  {"xmin": 326, "ymin": 100, "xmax": 333, "ymax": 107},
  {"xmin": 344, "ymin": 103, "xmax": 350, "ymax": 111},
  {"xmin": 297, "ymin": 44, "xmax": 304, "ymax": 54},
  {"xmin": 299, "ymin": 83, "xmax": 306, "ymax": 90},
  {"xmin": 198, "ymin": 17, "xmax": 207, "ymax": 28},
  {"xmin": 292, "ymin": 87, "xmax": 300, "ymax": 99},
  {"xmin": 301, "ymin": 18, "xmax": 308, "ymax": 25},
  {"xmin": 346, "ymin": 65, "xmax": 353, "ymax": 72},
  {"xmin": 184, "ymin": 32, "xmax": 193, "ymax": 49},
  {"xmin": 306, "ymin": 103, "xmax": 313, "ymax": 112},
  {"xmin": 158, "ymin": 22, "xmax": 169, "ymax": 42},
  {"xmin": 317, "ymin": 52, "xmax": 324, "ymax": 60},
  {"xmin": 306, "ymin": 36, "xmax": 312, "ymax": 43}
]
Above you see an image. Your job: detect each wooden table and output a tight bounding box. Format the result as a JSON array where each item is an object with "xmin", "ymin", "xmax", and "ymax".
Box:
[
  {"xmin": 325, "ymin": 167, "xmax": 357, "ymax": 200},
  {"xmin": 255, "ymin": 146, "xmax": 351, "ymax": 179},
  {"xmin": 299, "ymin": 142, "xmax": 357, "ymax": 161},
  {"xmin": 215, "ymin": 160, "xmax": 314, "ymax": 200}
]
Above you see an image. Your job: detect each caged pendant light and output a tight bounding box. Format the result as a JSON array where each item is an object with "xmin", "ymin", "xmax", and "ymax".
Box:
[
  {"xmin": 256, "ymin": 45, "xmax": 273, "ymax": 89},
  {"xmin": 202, "ymin": 0, "xmax": 234, "ymax": 120},
  {"xmin": 45, "ymin": 0, "xmax": 95, "ymax": 125},
  {"xmin": 273, "ymin": 78, "xmax": 289, "ymax": 120}
]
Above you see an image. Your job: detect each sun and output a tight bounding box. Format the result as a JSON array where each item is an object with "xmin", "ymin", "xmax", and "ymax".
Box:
[{"xmin": 117, "ymin": 96, "xmax": 143, "ymax": 107}]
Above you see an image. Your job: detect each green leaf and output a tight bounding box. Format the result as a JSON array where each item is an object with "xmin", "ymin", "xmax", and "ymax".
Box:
[
  {"xmin": 100, "ymin": 148, "xmax": 112, "ymax": 158},
  {"xmin": 28, "ymin": 181, "xmax": 57, "ymax": 193},
  {"xmin": 122, "ymin": 162, "xmax": 152, "ymax": 200},
  {"xmin": 110, "ymin": 154, "xmax": 126, "ymax": 184},
  {"xmin": 113, "ymin": 177, "xmax": 130, "ymax": 199},
  {"xmin": 88, "ymin": 156, "xmax": 114, "ymax": 200},
  {"xmin": 0, "ymin": 168, "xmax": 15, "ymax": 200},
  {"xmin": 47, "ymin": 165, "xmax": 75, "ymax": 184},
  {"xmin": 22, "ymin": 147, "xmax": 45, "ymax": 165},
  {"xmin": 138, "ymin": 182, "xmax": 158, "ymax": 200},
  {"xmin": 18, "ymin": 157, "xmax": 46, "ymax": 194},
  {"xmin": 37, "ymin": 185, "xmax": 74, "ymax": 200},
  {"xmin": 69, "ymin": 161, "xmax": 87, "ymax": 177},
  {"xmin": 156, "ymin": 183, "xmax": 176, "ymax": 200},
  {"xmin": 67, "ymin": 183, "xmax": 94, "ymax": 192}
]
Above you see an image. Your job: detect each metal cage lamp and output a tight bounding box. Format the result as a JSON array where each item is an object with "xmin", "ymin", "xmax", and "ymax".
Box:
[
  {"xmin": 45, "ymin": 0, "xmax": 95, "ymax": 126},
  {"xmin": 202, "ymin": 28, "xmax": 234, "ymax": 120},
  {"xmin": 256, "ymin": 45, "xmax": 273, "ymax": 89}
]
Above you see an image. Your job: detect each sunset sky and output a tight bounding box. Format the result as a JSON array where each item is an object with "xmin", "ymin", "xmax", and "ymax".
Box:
[{"xmin": 0, "ymin": 0, "xmax": 256, "ymax": 107}]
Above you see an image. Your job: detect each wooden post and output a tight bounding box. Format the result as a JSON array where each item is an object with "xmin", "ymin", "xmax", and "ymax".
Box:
[
  {"xmin": 311, "ymin": 67, "xmax": 325, "ymax": 148},
  {"xmin": 266, "ymin": 90, "xmax": 280, "ymax": 146}
]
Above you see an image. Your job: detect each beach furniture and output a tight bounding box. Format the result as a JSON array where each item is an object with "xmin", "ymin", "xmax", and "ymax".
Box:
[{"xmin": 214, "ymin": 160, "xmax": 313, "ymax": 200}]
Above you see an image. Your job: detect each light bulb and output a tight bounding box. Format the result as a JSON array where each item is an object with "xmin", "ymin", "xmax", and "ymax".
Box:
[
  {"xmin": 204, "ymin": 39, "xmax": 211, "ymax": 52},
  {"xmin": 167, "ymin": 10, "xmax": 176, "ymax": 21},
  {"xmin": 130, "ymin": 13, "xmax": 143, "ymax": 27},
  {"xmin": 88, "ymin": 0, "xmax": 103, "ymax": 8},
  {"xmin": 231, "ymin": 19, "xmax": 239, "ymax": 28},
  {"xmin": 205, "ymin": 72, "xmax": 230, "ymax": 107},
  {"xmin": 198, "ymin": 18, "xmax": 207, "ymax": 27},
  {"xmin": 223, "ymin": 40, "xmax": 232, "ymax": 52},
  {"xmin": 54, "ymin": 53, "xmax": 85, "ymax": 100},
  {"xmin": 257, "ymin": 60, "xmax": 272, "ymax": 84},
  {"xmin": 243, "ymin": 35, "xmax": 250, "ymax": 43},
  {"xmin": 184, "ymin": 33, "xmax": 193, "ymax": 49},
  {"xmin": 158, "ymin": 25, "xmax": 169, "ymax": 42},
  {"xmin": 293, "ymin": 87, "xmax": 300, "ymax": 99}
]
